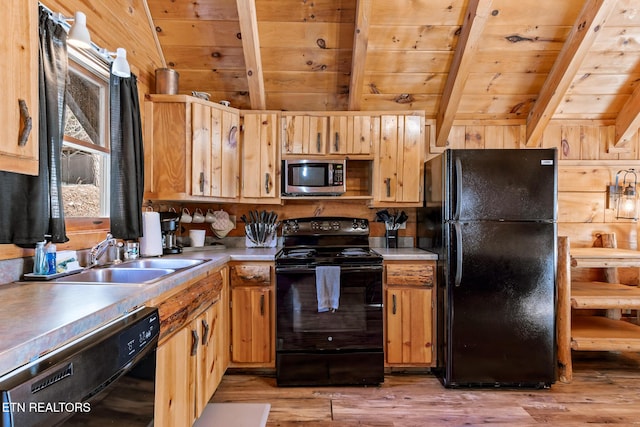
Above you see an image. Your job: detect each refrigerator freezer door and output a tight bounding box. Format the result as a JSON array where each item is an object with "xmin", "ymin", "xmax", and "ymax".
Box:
[
  {"xmin": 443, "ymin": 220, "xmax": 556, "ymax": 387},
  {"xmin": 447, "ymin": 149, "xmax": 557, "ymax": 221}
]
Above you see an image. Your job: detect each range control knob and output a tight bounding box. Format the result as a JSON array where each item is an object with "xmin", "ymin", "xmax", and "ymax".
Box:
[{"xmin": 352, "ymin": 219, "xmax": 359, "ymax": 229}]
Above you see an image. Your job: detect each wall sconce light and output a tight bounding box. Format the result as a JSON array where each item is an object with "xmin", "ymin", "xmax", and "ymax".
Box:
[
  {"xmin": 68, "ymin": 11, "xmax": 91, "ymax": 48},
  {"xmin": 99, "ymin": 48, "xmax": 131, "ymax": 78},
  {"xmin": 608, "ymin": 169, "xmax": 638, "ymax": 221},
  {"xmin": 54, "ymin": 11, "xmax": 92, "ymax": 48}
]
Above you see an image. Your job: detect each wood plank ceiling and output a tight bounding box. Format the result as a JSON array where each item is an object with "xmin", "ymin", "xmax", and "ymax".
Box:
[{"xmin": 147, "ymin": 0, "xmax": 640, "ymax": 146}]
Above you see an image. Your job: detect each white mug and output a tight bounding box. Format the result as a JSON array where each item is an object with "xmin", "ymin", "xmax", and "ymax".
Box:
[
  {"xmin": 205, "ymin": 209, "xmax": 216, "ymax": 223},
  {"xmin": 180, "ymin": 208, "xmax": 192, "ymax": 223},
  {"xmin": 189, "ymin": 229, "xmax": 206, "ymax": 247},
  {"xmin": 192, "ymin": 208, "xmax": 205, "ymax": 223}
]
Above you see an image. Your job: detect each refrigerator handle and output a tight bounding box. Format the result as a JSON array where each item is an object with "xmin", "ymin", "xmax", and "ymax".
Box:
[
  {"xmin": 454, "ymin": 157, "xmax": 462, "ymax": 220},
  {"xmin": 453, "ymin": 222, "xmax": 463, "ymax": 287}
]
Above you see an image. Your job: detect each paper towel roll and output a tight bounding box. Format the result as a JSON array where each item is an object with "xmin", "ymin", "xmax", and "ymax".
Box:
[{"xmin": 139, "ymin": 211, "xmax": 163, "ymax": 257}]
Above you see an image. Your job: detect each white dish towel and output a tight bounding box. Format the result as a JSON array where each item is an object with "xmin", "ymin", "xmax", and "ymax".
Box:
[{"xmin": 315, "ymin": 266, "xmax": 341, "ymax": 312}]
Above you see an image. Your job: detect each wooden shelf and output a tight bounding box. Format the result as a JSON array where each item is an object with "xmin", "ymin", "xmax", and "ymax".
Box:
[
  {"xmin": 570, "ymin": 247, "xmax": 640, "ymax": 268},
  {"xmin": 571, "ymin": 315, "xmax": 640, "ymax": 351},
  {"xmin": 571, "ymin": 281, "xmax": 640, "ymax": 309}
]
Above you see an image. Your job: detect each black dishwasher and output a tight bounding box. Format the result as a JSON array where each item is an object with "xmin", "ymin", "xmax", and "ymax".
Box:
[{"xmin": 0, "ymin": 306, "xmax": 159, "ymax": 427}]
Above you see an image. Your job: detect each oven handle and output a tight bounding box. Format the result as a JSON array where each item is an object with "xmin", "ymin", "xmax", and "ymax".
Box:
[{"xmin": 276, "ymin": 265, "xmax": 383, "ymax": 274}]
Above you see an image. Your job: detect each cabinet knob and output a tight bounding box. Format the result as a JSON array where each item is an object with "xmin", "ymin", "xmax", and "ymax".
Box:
[{"xmin": 334, "ymin": 132, "xmax": 339, "ymax": 152}]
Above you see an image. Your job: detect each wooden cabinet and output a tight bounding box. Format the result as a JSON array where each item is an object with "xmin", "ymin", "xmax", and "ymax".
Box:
[
  {"xmin": 281, "ymin": 113, "xmax": 328, "ymax": 155},
  {"xmin": 240, "ymin": 111, "xmax": 280, "ymax": 203},
  {"xmin": 152, "ymin": 268, "xmax": 227, "ymax": 427},
  {"xmin": 384, "ymin": 261, "xmax": 435, "ymax": 366},
  {"xmin": 373, "ymin": 114, "xmax": 425, "ymax": 206},
  {"xmin": 229, "ymin": 262, "xmax": 274, "ymax": 366},
  {"xmin": 144, "ymin": 95, "xmax": 240, "ymax": 201},
  {"xmin": 0, "ymin": 0, "xmax": 38, "ymax": 175},
  {"xmin": 329, "ymin": 115, "xmax": 378, "ymax": 155}
]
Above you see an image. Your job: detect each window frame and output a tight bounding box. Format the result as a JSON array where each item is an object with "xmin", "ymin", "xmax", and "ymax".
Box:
[{"xmin": 62, "ymin": 44, "xmax": 111, "ymax": 221}]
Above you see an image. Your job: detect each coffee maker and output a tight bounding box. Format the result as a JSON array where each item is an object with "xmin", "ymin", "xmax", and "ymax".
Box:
[{"xmin": 159, "ymin": 211, "xmax": 182, "ymax": 254}]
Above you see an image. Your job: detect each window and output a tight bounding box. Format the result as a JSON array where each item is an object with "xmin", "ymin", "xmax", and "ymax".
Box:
[{"xmin": 61, "ymin": 46, "xmax": 110, "ymax": 217}]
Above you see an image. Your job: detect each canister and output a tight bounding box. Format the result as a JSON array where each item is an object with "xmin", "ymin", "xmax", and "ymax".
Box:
[{"xmin": 155, "ymin": 68, "xmax": 179, "ymax": 94}]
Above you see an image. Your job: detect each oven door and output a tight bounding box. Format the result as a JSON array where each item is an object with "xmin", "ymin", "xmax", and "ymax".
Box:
[{"xmin": 276, "ymin": 264, "xmax": 383, "ymax": 352}]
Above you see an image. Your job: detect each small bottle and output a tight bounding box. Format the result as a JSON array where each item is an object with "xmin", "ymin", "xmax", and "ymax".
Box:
[
  {"xmin": 34, "ymin": 241, "xmax": 47, "ymax": 275},
  {"xmin": 46, "ymin": 244, "xmax": 57, "ymax": 275}
]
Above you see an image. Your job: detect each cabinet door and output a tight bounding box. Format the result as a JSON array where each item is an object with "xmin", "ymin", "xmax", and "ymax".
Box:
[
  {"xmin": 0, "ymin": 0, "xmax": 38, "ymax": 175},
  {"xmin": 231, "ymin": 286, "xmax": 271, "ymax": 363},
  {"xmin": 195, "ymin": 304, "xmax": 219, "ymax": 417},
  {"xmin": 385, "ymin": 288, "xmax": 433, "ymax": 365},
  {"xmin": 191, "ymin": 102, "xmax": 212, "ymax": 196},
  {"xmin": 328, "ymin": 115, "xmax": 348, "ymax": 154},
  {"xmin": 374, "ymin": 114, "xmax": 424, "ymax": 204},
  {"xmin": 242, "ymin": 112, "xmax": 280, "ymax": 200},
  {"xmin": 211, "ymin": 108, "xmax": 240, "ymax": 198},
  {"xmin": 155, "ymin": 327, "xmax": 193, "ymax": 427},
  {"xmin": 282, "ymin": 114, "xmax": 327, "ymax": 155},
  {"xmin": 350, "ymin": 115, "xmax": 379, "ymax": 155}
]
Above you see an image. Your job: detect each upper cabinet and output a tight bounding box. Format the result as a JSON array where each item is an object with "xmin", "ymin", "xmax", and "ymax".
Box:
[
  {"xmin": 372, "ymin": 114, "xmax": 425, "ymax": 207},
  {"xmin": 281, "ymin": 113, "xmax": 328, "ymax": 155},
  {"xmin": 282, "ymin": 113, "xmax": 378, "ymax": 158},
  {"xmin": 0, "ymin": 0, "xmax": 38, "ymax": 175},
  {"xmin": 144, "ymin": 95, "xmax": 240, "ymax": 201},
  {"xmin": 240, "ymin": 111, "xmax": 281, "ymax": 203}
]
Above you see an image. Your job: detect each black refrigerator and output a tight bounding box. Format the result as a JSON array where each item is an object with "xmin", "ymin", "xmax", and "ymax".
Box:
[{"xmin": 417, "ymin": 148, "xmax": 557, "ymax": 388}]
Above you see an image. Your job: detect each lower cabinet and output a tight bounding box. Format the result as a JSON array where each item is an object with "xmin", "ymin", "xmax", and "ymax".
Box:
[
  {"xmin": 229, "ymin": 262, "xmax": 274, "ymax": 366},
  {"xmin": 384, "ymin": 261, "xmax": 436, "ymax": 366},
  {"xmin": 153, "ymin": 268, "xmax": 228, "ymax": 427}
]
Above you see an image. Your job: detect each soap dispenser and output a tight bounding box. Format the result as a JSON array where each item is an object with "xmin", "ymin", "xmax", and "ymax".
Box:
[
  {"xmin": 46, "ymin": 243, "xmax": 57, "ymax": 275},
  {"xmin": 34, "ymin": 241, "xmax": 47, "ymax": 275}
]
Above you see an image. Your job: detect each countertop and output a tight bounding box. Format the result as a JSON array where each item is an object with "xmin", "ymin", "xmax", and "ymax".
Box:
[{"xmin": 0, "ymin": 246, "xmax": 434, "ymax": 377}]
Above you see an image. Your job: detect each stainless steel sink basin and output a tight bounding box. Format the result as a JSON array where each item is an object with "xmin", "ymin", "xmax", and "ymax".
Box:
[
  {"xmin": 53, "ymin": 268, "xmax": 175, "ymax": 284},
  {"xmin": 117, "ymin": 258, "xmax": 205, "ymax": 270}
]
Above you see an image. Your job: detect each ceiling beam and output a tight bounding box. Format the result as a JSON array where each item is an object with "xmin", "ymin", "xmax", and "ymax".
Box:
[
  {"xmin": 435, "ymin": 0, "xmax": 493, "ymax": 148},
  {"xmin": 236, "ymin": 0, "xmax": 266, "ymax": 109},
  {"xmin": 348, "ymin": 0, "xmax": 372, "ymax": 111},
  {"xmin": 614, "ymin": 84, "xmax": 640, "ymax": 148},
  {"xmin": 525, "ymin": 0, "xmax": 617, "ymax": 147}
]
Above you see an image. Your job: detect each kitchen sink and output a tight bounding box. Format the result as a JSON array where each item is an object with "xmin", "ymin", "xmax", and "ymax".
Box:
[
  {"xmin": 116, "ymin": 258, "xmax": 205, "ymax": 270},
  {"xmin": 53, "ymin": 267, "xmax": 175, "ymax": 284}
]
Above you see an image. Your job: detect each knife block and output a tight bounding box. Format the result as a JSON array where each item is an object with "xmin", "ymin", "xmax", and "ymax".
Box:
[{"xmin": 245, "ymin": 230, "xmax": 277, "ymax": 248}]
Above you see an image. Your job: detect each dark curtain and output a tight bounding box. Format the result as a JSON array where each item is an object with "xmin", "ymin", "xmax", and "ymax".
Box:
[
  {"xmin": 109, "ymin": 73, "xmax": 144, "ymax": 240},
  {"xmin": 0, "ymin": 7, "xmax": 68, "ymax": 246}
]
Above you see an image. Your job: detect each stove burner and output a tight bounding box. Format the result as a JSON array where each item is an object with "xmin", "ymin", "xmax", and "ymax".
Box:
[
  {"xmin": 286, "ymin": 249, "xmax": 316, "ymax": 258},
  {"xmin": 339, "ymin": 248, "xmax": 370, "ymax": 257}
]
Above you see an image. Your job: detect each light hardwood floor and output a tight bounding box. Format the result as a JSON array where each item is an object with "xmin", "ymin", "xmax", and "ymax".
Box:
[{"xmin": 211, "ymin": 351, "xmax": 640, "ymax": 426}]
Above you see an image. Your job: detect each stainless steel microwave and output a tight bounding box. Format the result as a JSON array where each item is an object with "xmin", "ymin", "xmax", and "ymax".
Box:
[{"xmin": 282, "ymin": 159, "xmax": 346, "ymax": 196}]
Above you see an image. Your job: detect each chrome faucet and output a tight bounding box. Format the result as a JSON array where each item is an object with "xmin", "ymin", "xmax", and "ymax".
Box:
[{"xmin": 89, "ymin": 233, "xmax": 117, "ymax": 266}]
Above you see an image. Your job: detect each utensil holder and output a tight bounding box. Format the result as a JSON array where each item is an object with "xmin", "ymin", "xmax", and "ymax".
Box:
[
  {"xmin": 245, "ymin": 231, "xmax": 277, "ymax": 248},
  {"xmin": 385, "ymin": 229, "xmax": 398, "ymax": 248}
]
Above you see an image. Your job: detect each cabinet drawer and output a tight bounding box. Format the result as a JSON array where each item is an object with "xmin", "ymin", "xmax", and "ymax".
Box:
[
  {"xmin": 385, "ymin": 263, "xmax": 434, "ymax": 287},
  {"xmin": 230, "ymin": 264, "xmax": 272, "ymax": 287}
]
